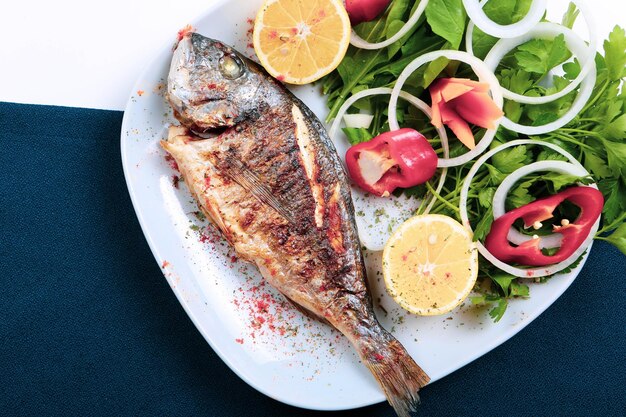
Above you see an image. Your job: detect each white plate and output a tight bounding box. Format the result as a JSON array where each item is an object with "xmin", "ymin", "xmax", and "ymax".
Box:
[{"xmin": 121, "ymin": 0, "xmax": 592, "ymax": 410}]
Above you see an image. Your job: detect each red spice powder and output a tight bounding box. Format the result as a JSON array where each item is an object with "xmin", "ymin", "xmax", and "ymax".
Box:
[{"xmin": 164, "ymin": 154, "xmax": 179, "ymax": 171}]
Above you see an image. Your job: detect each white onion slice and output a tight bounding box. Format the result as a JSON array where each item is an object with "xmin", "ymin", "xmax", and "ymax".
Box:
[
  {"xmin": 484, "ymin": 21, "xmax": 596, "ymax": 105},
  {"xmin": 492, "ymin": 160, "xmax": 589, "ymax": 249},
  {"xmin": 459, "ymin": 139, "xmax": 599, "ymax": 278},
  {"xmin": 343, "ymin": 113, "xmax": 374, "ymax": 129},
  {"xmin": 464, "ymin": 0, "xmax": 487, "ymax": 56},
  {"xmin": 388, "ymin": 50, "xmax": 503, "ymax": 168},
  {"xmin": 349, "ymin": 0, "xmax": 429, "ymax": 50},
  {"xmin": 462, "ymin": 0, "xmax": 547, "ymax": 39},
  {"xmin": 328, "ymin": 87, "xmax": 448, "ymax": 249}
]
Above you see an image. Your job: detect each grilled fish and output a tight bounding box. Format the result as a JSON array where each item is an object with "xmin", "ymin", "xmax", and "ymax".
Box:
[{"xmin": 162, "ymin": 32, "xmax": 430, "ymax": 416}]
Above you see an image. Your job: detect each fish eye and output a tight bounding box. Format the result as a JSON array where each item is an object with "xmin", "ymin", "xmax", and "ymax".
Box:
[{"xmin": 219, "ymin": 54, "xmax": 245, "ymax": 79}]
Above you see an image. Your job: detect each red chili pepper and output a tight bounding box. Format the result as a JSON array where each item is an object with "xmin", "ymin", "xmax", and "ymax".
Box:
[
  {"xmin": 345, "ymin": 128, "xmax": 438, "ymax": 197},
  {"xmin": 484, "ymin": 186, "xmax": 604, "ymax": 266}
]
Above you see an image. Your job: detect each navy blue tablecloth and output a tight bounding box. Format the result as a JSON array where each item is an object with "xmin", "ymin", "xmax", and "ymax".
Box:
[{"xmin": 0, "ymin": 102, "xmax": 624, "ymax": 417}]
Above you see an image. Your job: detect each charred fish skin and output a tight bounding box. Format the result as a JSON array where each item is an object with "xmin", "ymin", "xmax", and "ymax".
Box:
[{"xmin": 163, "ymin": 32, "xmax": 429, "ymax": 417}]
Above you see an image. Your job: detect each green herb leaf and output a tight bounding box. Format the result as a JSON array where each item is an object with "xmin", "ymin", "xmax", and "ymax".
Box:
[
  {"xmin": 489, "ymin": 298, "xmax": 508, "ymax": 322},
  {"xmin": 515, "ymin": 34, "xmax": 572, "ymax": 75},
  {"xmin": 425, "ymin": 0, "xmax": 467, "ymax": 49},
  {"xmin": 604, "ymin": 25, "xmax": 626, "ymax": 81},
  {"xmin": 491, "ymin": 273, "xmax": 515, "ymax": 296},
  {"xmin": 510, "ymin": 280, "xmax": 530, "ymax": 297},
  {"xmin": 491, "ymin": 144, "xmax": 530, "ymax": 173},
  {"xmin": 561, "ymin": 2, "xmax": 579, "ymax": 29},
  {"xmin": 342, "ymin": 127, "xmax": 374, "ymax": 145},
  {"xmin": 603, "ymin": 222, "xmax": 626, "ymax": 255},
  {"xmin": 602, "ymin": 138, "xmax": 626, "ymax": 180},
  {"xmin": 473, "ymin": 209, "xmax": 494, "ymax": 242},
  {"xmin": 478, "ymin": 187, "xmax": 496, "ymax": 208}
]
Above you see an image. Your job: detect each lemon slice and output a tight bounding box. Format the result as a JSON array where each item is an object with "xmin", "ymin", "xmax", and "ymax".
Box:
[
  {"xmin": 253, "ymin": 0, "xmax": 351, "ymax": 84},
  {"xmin": 382, "ymin": 214, "xmax": 479, "ymax": 315}
]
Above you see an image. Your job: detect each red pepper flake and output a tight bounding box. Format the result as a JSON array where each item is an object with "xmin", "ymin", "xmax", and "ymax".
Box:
[
  {"xmin": 172, "ymin": 175, "xmax": 180, "ymax": 189},
  {"xmin": 137, "ymin": 90, "xmax": 144, "ymax": 97},
  {"xmin": 235, "ymin": 338, "xmax": 244, "ymax": 344},
  {"xmin": 247, "ymin": 18, "xmax": 254, "ymax": 25},
  {"xmin": 247, "ymin": 42, "xmax": 254, "ymax": 50},
  {"xmin": 204, "ymin": 175, "xmax": 211, "ymax": 188},
  {"xmin": 291, "ymin": 27, "xmax": 298, "ymax": 35},
  {"xmin": 268, "ymin": 30, "xmax": 278, "ymax": 39},
  {"xmin": 230, "ymin": 255, "xmax": 238, "ymax": 263},
  {"xmin": 526, "ymin": 271, "xmax": 535, "ymax": 277},
  {"xmin": 276, "ymin": 75, "xmax": 285, "ymax": 82},
  {"xmin": 161, "ymin": 260, "xmax": 170, "ymax": 268},
  {"xmin": 374, "ymin": 353, "xmax": 385, "ymax": 362}
]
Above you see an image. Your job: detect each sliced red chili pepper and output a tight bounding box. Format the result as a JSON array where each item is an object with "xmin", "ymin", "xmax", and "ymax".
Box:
[
  {"xmin": 345, "ymin": 128, "xmax": 438, "ymax": 197},
  {"xmin": 484, "ymin": 186, "xmax": 604, "ymax": 266}
]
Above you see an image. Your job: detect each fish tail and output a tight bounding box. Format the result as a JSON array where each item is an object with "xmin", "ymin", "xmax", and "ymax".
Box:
[{"xmin": 359, "ymin": 334, "xmax": 430, "ymax": 417}]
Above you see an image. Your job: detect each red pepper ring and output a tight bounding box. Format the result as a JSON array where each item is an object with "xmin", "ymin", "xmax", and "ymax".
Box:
[
  {"xmin": 345, "ymin": 128, "xmax": 438, "ymax": 197},
  {"xmin": 484, "ymin": 186, "xmax": 604, "ymax": 266}
]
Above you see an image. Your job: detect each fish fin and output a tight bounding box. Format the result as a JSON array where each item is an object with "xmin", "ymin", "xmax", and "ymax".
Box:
[
  {"xmin": 360, "ymin": 336, "xmax": 430, "ymax": 417},
  {"xmin": 217, "ymin": 154, "xmax": 297, "ymax": 224}
]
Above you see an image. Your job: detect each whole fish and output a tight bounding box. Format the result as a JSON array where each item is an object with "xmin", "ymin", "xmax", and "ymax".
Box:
[{"xmin": 162, "ymin": 31, "xmax": 429, "ymax": 416}]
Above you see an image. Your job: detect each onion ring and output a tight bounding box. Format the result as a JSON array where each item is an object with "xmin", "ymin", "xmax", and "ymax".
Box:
[
  {"xmin": 492, "ymin": 160, "xmax": 589, "ymax": 249},
  {"xmin": 459, "ymin": 139, "xmax": 599, "ymax": 278},
  {"xmin": 349, "ymin": 0, "xmax": 429, "ymax": 50},
  {"xmin": 484, "ymin": 20, "xmax": 596, "ymax": 105},
  {"xmin": 462, "ymin": 0, "xmax": 547, "ymax": 39},
  {"xmin": 484, "ymin": 24, "xmax": 597, "ymax": 135},
  {"xmin": 328, "ymin": 87, "xmax": 449, "ymax": 214},
  {"xmin": 388, "ymin": 50, "xmax": 503, "ymax": 168}
]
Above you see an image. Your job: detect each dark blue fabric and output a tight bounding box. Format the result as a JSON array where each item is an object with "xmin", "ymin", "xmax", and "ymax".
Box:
[{"xmin": 0, "ymin": 102, "xmax": 624, "ymax": 417}]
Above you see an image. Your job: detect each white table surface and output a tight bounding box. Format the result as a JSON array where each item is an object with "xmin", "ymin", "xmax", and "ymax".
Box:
[{"xmin": 0, "ymin": 0, "xmax": 624, "ymax": 111}]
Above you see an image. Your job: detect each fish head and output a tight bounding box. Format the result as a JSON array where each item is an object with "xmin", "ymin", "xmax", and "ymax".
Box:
[{"xmin": 168, "ymin": 32, "xmax": 264, "ymax": 132}]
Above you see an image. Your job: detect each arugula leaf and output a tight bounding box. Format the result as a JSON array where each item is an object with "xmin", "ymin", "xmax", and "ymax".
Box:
[
  {"xmin": 604, "ymin": 26, "xmax": 626, "ymax": 81},
  {"xmin": 602, "ymin": 223, "xmax": 626, "ymax": 255},
  {"xmin": 425, "ymin": 0, "xmax": 467, "ymax": 49}
]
